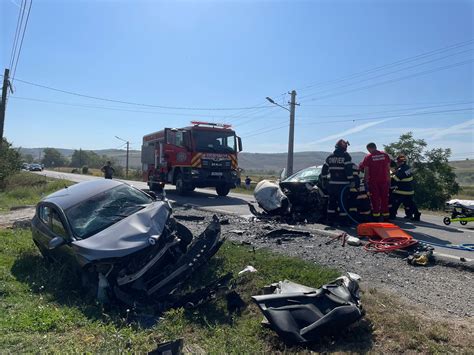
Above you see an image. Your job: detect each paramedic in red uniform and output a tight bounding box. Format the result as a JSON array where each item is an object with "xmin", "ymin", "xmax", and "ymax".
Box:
[{"xmin": 359, "ymin": 142, "xmax": 391, "ymax": 221}]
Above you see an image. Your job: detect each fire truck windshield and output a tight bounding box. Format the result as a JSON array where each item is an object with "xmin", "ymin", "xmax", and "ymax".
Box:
[{"xmin": 193, "ymin": 130, "xmax": 236, "ymax": 153}]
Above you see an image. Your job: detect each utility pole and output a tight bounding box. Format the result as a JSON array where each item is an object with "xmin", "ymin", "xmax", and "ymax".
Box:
[
  {"xmin": 266, "ymin": 90, "xmax": 298, "ymax": 178},
  {"xmin": 0, "ymin": 68, "xmax": 10, "ymax": 142},
  {"xmin": 125, "ymin": 141, "xmax": 129, "ymax": 178},
  {"xmin": 287, "ymin": 90, "xmax": 297, "ymax": 177},
  {"xmin": 115, "ymin": 135, "xmax": 129, "ymax": 178}
]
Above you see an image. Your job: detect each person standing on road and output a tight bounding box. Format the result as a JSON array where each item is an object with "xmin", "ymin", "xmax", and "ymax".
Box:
[
  {"xmin": 359, "ymin": 142, "xmax": 391, "ymax": 221},
  {"xmin": 390, "ymin": 154, "xmax": 421, "ymax": 221},
  {"xmin": 245, "ymin": 176, "xmax": 251, "ymax": 190},
  {"xmin": 101, "ymin": 161, "xmax": 115, "ymax": 179},
  {"xmin": 321, "ymin": 139, "xmax": 353, "ymax": 226}
]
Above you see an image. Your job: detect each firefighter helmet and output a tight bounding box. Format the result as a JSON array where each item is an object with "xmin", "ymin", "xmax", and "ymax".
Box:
[
  {"xmin": 396, "ymin": 154, "xmax": 407, "ymax": 163},
  {"xmin": 335, "ymin": 139, "xmax": 349, "ymax": 151}
]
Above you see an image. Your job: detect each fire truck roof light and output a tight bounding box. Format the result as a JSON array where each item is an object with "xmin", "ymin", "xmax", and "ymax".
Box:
[{"xmin": 190, "ymin": 121, "xmax": 232, "ymax": 129}]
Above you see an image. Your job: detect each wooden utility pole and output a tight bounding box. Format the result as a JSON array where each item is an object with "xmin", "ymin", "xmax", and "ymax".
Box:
[
  {"xmin": 286, "ymin": 90, "xmax": 297, "ymax": 177},
  {"xmin": 0, "ymin": 68, "xmax": 10, "ymax": 142}
]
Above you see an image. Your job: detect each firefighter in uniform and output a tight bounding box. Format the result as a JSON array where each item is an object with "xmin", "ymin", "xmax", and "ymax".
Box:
[
  {"xmin": 359, "ymin": 142, "xmax": 391, "ymax": 221},
  {"xmin": 389, "ymin": 154, "xmax": 421, "ymax": 221},
  {"xmin": 356, "ymin": 181, "xmax": 372, "ymax": 222},
  {"xmin": 321, "ymin": 139, "xmax": 353, "ymax": 225},
  {"xmin": 347, "ymin": 164, "xmax": 361, "ymax": 221}
]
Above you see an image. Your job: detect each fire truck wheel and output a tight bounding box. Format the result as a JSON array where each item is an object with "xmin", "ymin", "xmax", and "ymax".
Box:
[
  {"xmin": 216, "ymin": 185, "xmax": 230, "ymax": 197},
  {"xmin": 176, "ymin": 174, "xmax": 187, "ymax": 195}
]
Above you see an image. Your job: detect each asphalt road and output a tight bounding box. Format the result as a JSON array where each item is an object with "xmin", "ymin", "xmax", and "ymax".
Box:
[{"xmin": 37, "ymin": 170, "xmax": 473, "ymax": 261}]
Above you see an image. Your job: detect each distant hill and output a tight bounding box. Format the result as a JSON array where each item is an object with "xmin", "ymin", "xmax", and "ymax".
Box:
[
  {"xmin": 17, "ymin": 147, "xmax": 365, "ymax": 171},
  {"xmin": 449, "ymin": 159, "xmax": 474, "ymax": 185},
  {"xmin": 17, "ymin": 147, "xmax": 142, "ymax": 169},
  {"xmin": 238, "ymin": 151, "xmax": 367, "ymax": 172}
]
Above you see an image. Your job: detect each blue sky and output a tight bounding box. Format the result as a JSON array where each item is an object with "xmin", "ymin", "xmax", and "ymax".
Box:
[{"xmin": 1, "ymin": 0, "xmax": 473, "ymax": 159}]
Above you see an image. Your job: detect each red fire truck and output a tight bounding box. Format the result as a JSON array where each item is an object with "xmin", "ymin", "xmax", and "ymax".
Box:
[{"xmin": 141, "ymin": 121, "xmax": 243, "ymax": 196}]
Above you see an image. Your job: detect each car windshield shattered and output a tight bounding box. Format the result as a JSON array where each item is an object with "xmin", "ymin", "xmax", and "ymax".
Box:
[
  {"xmin": 284, "ymin": 166, "xmax": 322, "ymax": 183},
  {"xmin": 66, "ymin": 184, "xmax": 154, "ymax": 239}
]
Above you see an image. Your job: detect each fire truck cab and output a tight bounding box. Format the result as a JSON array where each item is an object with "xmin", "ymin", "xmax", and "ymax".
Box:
[{"xmin": 141, "ymin": 121, "xmax": 243, "ymax": 196}]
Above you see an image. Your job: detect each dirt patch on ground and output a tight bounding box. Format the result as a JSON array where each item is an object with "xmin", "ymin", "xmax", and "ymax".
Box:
[{"xmin": 0, "ymin": 207, "xmax": 35, "ymax": 229}]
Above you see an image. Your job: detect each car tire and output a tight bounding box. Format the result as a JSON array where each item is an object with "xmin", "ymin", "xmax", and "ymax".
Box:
[{"xmin": 216, "ymin": 185, "xmax": 230, "ymax": 197}]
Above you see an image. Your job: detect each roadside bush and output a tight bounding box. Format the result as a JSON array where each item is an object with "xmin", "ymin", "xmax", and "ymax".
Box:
[
  {"xmin": 81, "ymin": 165, "xmax": 89, "ymax": 174},
  {"xmin": 385, "ymin": 133, "xmax": 460, "ymax": 209},
  {"xmin": 0, "ymin": 138, "xmax": 21, "ymax": 189}
]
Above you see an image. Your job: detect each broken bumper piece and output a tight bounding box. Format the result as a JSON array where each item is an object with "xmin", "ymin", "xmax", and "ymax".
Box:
[
  {"xmin": 114, "ymin": 215, "xmax": 225, "ymax": 305},
  {"xmin": 252, "ymin": 273, "xmax": 364, "ymax": 344}
]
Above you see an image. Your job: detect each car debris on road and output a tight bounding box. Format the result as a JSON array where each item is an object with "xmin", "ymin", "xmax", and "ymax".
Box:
[{"xmin": 252, "ymin": 273, "xmax": 364, "ymax": 344}]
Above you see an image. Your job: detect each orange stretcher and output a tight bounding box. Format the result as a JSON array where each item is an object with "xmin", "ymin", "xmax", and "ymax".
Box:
[{"xmin": 357, "ymin": 222, "xmax": 414, "ymax": 240}]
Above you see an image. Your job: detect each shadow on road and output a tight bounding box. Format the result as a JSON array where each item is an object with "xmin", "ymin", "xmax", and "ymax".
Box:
[
  {"xmin": 392, "ymin": 218, "xmax": 465, "ymax": 234},
  {"xmin": 166, "ymin": 190, "xmax": 250, "ymax": 208}
]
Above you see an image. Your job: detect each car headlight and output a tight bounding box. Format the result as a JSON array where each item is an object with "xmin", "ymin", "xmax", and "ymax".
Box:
[
  {"xmin": 191, "ymin": 169, "xmax": 199, "ymax": 175},
  {"xmin": 231, "ymin": 170, "xmax": 237, "ymax": 176}
]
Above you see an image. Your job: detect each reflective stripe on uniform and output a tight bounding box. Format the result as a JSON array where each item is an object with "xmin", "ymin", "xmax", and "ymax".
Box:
[
  {"xmin": 394, "ymin": 190, "xmax": 414, "ymax": 195},
  {"xmin": 350, "ymin": 188, "xmax": 357, "ymax": 192},
  {"xmin": 329, "ymin": 166, "xmax": 344, "ymax": 170},
  {"xmin": 359, "ymin": 211, "xmax": 371, "ymax": 215},
  {"xmin": 339, "ymin": 212, "xmax": 348, "ymax": 216},
  {"xmin": 349, "ymin": 208, "xmax": 358, "ymax": 212},
  {"xmin": 329, "ymin": 181, "xmax": 350, "ymax": 185},
  {"xmin": 382, "ymin": 213, "xmax": 390, "ymax": 217},
  {"xmin": 393, "ymin": 176, "xmax": 413, "ymax": 182},
  {"xmin": 327, "ymin": 209, "xmax": 336, "ymax": 213},
  {"xmin": 372, "ymin": 213, "xmax": 380, "ymax": 217},
  {"xmin": 344, "ymin": 161, "xmax": 352, "ymax": 165}
]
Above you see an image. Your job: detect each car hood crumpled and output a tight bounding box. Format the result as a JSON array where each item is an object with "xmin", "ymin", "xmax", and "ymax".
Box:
[{"xmin": 72, "ymin": 201, "xmax": 171, "ymax": 261}]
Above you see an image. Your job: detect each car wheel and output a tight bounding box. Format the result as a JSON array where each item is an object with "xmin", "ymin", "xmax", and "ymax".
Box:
[{"xmin": 216, "ymin": 185, "xmax": 230, "ymax": 197}]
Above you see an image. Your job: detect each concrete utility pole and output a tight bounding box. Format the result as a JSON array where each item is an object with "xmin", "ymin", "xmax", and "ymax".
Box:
[
  {"xmin": 0, "ymin": 68, "xmax": 10, "ymax": 142},
  {"xmin": 287, "ymin": 90, "xmax": 297, "ymax": 177},
  {"xmin": 125, "ymin": 141, "xmax": 129, "ymax": 178},
  {"xmin": 115, "ymin": 135, "xmax": 129, "ymax": 178},
  {"xmin": 266, "ymin": 90, "xmax": 298, "ymax": 178}
]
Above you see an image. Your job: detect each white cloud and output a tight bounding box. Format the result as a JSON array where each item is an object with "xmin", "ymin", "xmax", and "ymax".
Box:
[
  {"xmin": 428, "ymin": 119, "xmax": 474, "ymax": 140},
  {"xmin": 310, "ymin": 118, "xmax": 393, "ymax": 144}
]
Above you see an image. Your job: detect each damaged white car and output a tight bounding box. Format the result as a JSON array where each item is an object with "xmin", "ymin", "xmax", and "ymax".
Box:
[{"xmin": 31, "ymin": 179, "xmax": 224, "ymax": 305}]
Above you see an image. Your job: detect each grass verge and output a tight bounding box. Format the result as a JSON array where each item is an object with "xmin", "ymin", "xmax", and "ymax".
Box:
[
  {"xmin": 1, "ymin": 228, "xmax": 472, "ymax": 353},
  {"xmin": 0, "ymin": 173, "xmax": 73, "ymax": 212}
]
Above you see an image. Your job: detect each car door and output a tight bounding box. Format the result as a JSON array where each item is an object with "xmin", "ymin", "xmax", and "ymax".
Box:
[{"xmin": 35, "ymin": 204, "xmax": 78, "ymax": 268}]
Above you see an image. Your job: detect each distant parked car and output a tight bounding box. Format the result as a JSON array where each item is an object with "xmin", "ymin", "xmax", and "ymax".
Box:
[
  {"xmin": 29, "ymin": 163, "xmax": 43, "ymax": 171},
  {"xmin": 31, "ymin": 179, "xmax": 223, "ymax": 304},
  {"xmin": 21, "ymin": 163, "xmax": 30, "ymax": 170}
]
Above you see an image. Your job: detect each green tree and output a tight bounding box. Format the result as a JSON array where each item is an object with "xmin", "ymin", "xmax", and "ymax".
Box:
[
  {"xmin": 22, "ymin": 153, "xmax": 34, "ymax": 163},
  {"xmin": 384, "ymin": 132, "xmax": 459, "ymax": 209},
  {"xmin": 41, "ymin": 148, "xmax": 66, "ymax": 168},
  {"xmin": 70, "ymin": 150, "xmax": 108, "ymax": 169},
  {"xmin": 0, "ymin": 138, "xmax": 21, "ymax": 188}
]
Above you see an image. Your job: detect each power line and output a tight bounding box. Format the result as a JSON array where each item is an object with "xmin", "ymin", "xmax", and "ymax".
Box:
[
  {"xmin": 8, "ymin": 96, "xmax": 284, "ymax": 120},
  {"xmin": 297, "ymin": 39, "xmax": 474, "ymax": 94},
  {"xmin": 9, "ymin": 77, "xmax": 274, "ymax": 111},
  {"xmin": 242, "ymin": 107, "xmax": 473, "ymax": 138},
  {"xmin": 298, "ymin": 47, "xmax": 473, "ymax": 101},
  {"xmin": 9, "ymin": 0, "xmax": 25, "ymax": 70},
  {"xmin": 11, "ymin": 0, "xmax": 32, "ymax": 81},
  {"xmin": 301, "ymin": 59, "xmax": 473, "ymax": 103}
]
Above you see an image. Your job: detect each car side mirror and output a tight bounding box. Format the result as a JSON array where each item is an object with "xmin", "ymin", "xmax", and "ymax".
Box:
[{"xmin": 48, "ymin": 236, "xmax": 66, "ymax": 250}]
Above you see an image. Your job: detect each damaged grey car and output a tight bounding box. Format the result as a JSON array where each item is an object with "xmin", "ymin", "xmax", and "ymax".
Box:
[{"xmin": 31, "ymin": 179, "xmax": 224, "ymax": 305}]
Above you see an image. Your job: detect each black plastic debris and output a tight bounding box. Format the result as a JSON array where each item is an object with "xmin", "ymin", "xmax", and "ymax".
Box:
[
  {"xmin": 263, "ymin": 229, "xmax": 312, "ymax": 239},
  {"xmin": 252, "ymin": 273, "xmax": 364, "ymax": 344},
  {"xmin": 174, "ymin": 215, "xmax": 206, "ymax": 222},
  {"xmin": 148, "ymin": 339, "xmax": 183, "ymax": 355},
  {"xmin": 226, "ymin": 290, "xmax": 246, "ymax": 314}
]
